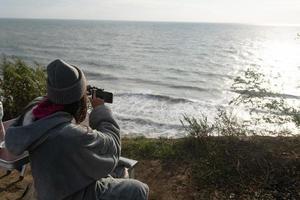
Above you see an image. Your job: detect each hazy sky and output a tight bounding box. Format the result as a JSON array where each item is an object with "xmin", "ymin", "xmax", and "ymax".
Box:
[{"xmin": 1, "ymin": 0, "xmax": 300, "ymax": 25}]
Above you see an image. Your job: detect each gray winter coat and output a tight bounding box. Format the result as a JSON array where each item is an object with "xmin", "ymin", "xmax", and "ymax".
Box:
[{"xmin": 5, "ymin": 104, "xmax": 121, "ymax": 200}]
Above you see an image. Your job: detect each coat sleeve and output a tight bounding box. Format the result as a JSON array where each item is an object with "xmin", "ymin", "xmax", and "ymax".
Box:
[
  {"xmin": 89, "ymin": 105, "xmax": 121, "ymax": 157},
  {"xmin": 71, "ymin": 105, "xmax": 121, "ymax": 179}
]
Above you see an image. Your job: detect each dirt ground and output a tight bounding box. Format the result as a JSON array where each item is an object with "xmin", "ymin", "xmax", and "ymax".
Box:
[
  {"xmin": 0, "ymin": 160, "xmax": 196, "ymax": 200},
  {"xmin": 0, "ymin": 167, "xmax": 33, "ymax": 200},
  {"xmin": 134, "ymin": 160, "xmax": 198, "ymax": 200},
  {"xmin": 1, "ymin": 155, "xmax": 299, "ymax": 200}
]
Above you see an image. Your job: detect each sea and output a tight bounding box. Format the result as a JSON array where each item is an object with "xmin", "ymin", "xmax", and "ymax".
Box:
[{"xmin": 0, "ymin": 19, "xmax": 300, "ymax": 137}]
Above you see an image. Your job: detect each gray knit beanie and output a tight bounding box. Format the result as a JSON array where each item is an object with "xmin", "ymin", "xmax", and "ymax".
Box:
[{"xmin": 47, "ymin": 59, "xmax": 86, "ymax": 104}]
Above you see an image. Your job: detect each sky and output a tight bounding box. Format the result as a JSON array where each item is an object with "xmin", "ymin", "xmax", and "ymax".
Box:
[{"xmin": 0, "ymin": 0, "xmax": 300, "ymax": 25}]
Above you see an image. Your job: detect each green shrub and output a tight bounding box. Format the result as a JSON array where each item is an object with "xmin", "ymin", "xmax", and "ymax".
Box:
[
  {"xmin": 181, "ymin": 109, "xmax": 249, "ymax": 138},
  {"xmin": 214, "ymin": 109, "xmax": 248, "ymax": 137},
  {"xmin": 181, "ymin": 114, "xmax": 214, "ymax": 138},
  {"xmin": 0, "ymin": 57, "xmax": 47, "ymax": 120}
]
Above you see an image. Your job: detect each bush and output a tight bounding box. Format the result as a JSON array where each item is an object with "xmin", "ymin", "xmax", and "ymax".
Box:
[
  {"xmin": 180, "ymin": 109, "xmax": 300, "ymax": 198},
  {"xmin": 181, "ymin": 114, "xmax": 214, "ymax": 138},
  {"xmin": 181, "ymin": 109, "xmax": 249, "ymax": 138},
  {"xmin": 190, "ymin": 136, "xmax": 300, "ymax": 199},
  {"xmin": 0, "ymin": 57, "xmax": 47, "ymax": 120}
]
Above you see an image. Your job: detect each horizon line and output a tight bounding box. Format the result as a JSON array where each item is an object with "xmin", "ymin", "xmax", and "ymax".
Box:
[{"xmin": 1, "ymin": 17, "xmax": 300, "ymax": 27}]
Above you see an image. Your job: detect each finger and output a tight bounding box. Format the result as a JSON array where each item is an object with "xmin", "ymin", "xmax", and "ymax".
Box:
[{"xmin": 92, "ymin": 90, "xmax": 97, "ymax": 99}]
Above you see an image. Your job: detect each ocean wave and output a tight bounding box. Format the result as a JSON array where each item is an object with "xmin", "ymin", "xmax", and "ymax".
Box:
[
  {"xmin": 84, "ymin": 70, "xmax": 169, "ymax": 86},
  {"xmin": 76, "ymin": 46, "xmax": 99, "ymax": 52},
  {"xmin": 116, "ymin": 93, "xmax": 195, "ymax": 104},
  {"xmin": 197, "ymin": 52, "xmax": 210, "ymax": 57},
  {"xmin": 193, "ymin": 71, "xmax": 233, "ymax": 79},
  {"xmin": 8, "ymin": 54, "xmax": 50, "ymax": 64},
  {"xmin": 207, "ymin": 59, "xmax": 225, "ymax": 67},
  {"xmin": 94, "ymin": 43, "xmax": 112, "ymax": 47},
  {"xmin": 84, "ymin": 70, "xmax": 119, "ymax": 81},
  {"xmin": 232, "ymin": 89, "xmax": 300, "ymax": 100},
  {"xmin": 84, "ymin": 70, "xmax": 213, "ymax": 92},
  {"xmin": 22, "ymin": 44, "xmax": 74, "ymax": 53},
  {"xmin": 116, "ymin": 115, "xmax": 184, "ymax": 130},
  {"xmin": 137, "ymin": 45, "xmax": 174, "ymax": 52},
  {"xmin": 167, "ymin": 67, "xmax": 232, "ymax": 79},
  {"xmin": 170, "ymin": 85, "xmax": 215, "ymax": 93},
  {"xmin": 116, "ymin": 76, "xmax": 211, "ymax": 93},
  {"xmin": 84, "ymin": 61, "xmax": 125, "ymax": 70},
  {"xmin": 223, "ymin": 48, "xmax": 238, "ymax": 54},
  {"xmin": 167, "ymin": 67, "xmax": 191, "ymax": 75}
]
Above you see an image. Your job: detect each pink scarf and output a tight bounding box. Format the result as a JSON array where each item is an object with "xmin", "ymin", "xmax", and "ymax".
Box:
[{"xmin": 32, "ymin": 97, "xmax": 64, "ymax": 120}]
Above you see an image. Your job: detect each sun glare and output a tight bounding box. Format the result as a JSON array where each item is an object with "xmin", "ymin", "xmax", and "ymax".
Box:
[{"xmin": 256, "ymin": 34, "xmax": 300, "ymax": 96}]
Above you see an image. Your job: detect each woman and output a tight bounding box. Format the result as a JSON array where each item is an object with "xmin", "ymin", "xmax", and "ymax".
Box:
[{"xmin": 5, "ymin": 59, "xmax": 149, "ymax": 200}]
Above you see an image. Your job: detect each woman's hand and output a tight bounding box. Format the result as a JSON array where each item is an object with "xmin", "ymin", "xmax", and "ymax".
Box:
[{"xmin": 89, "ymin": 90, "xmax": 105, "ymax": 108}]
